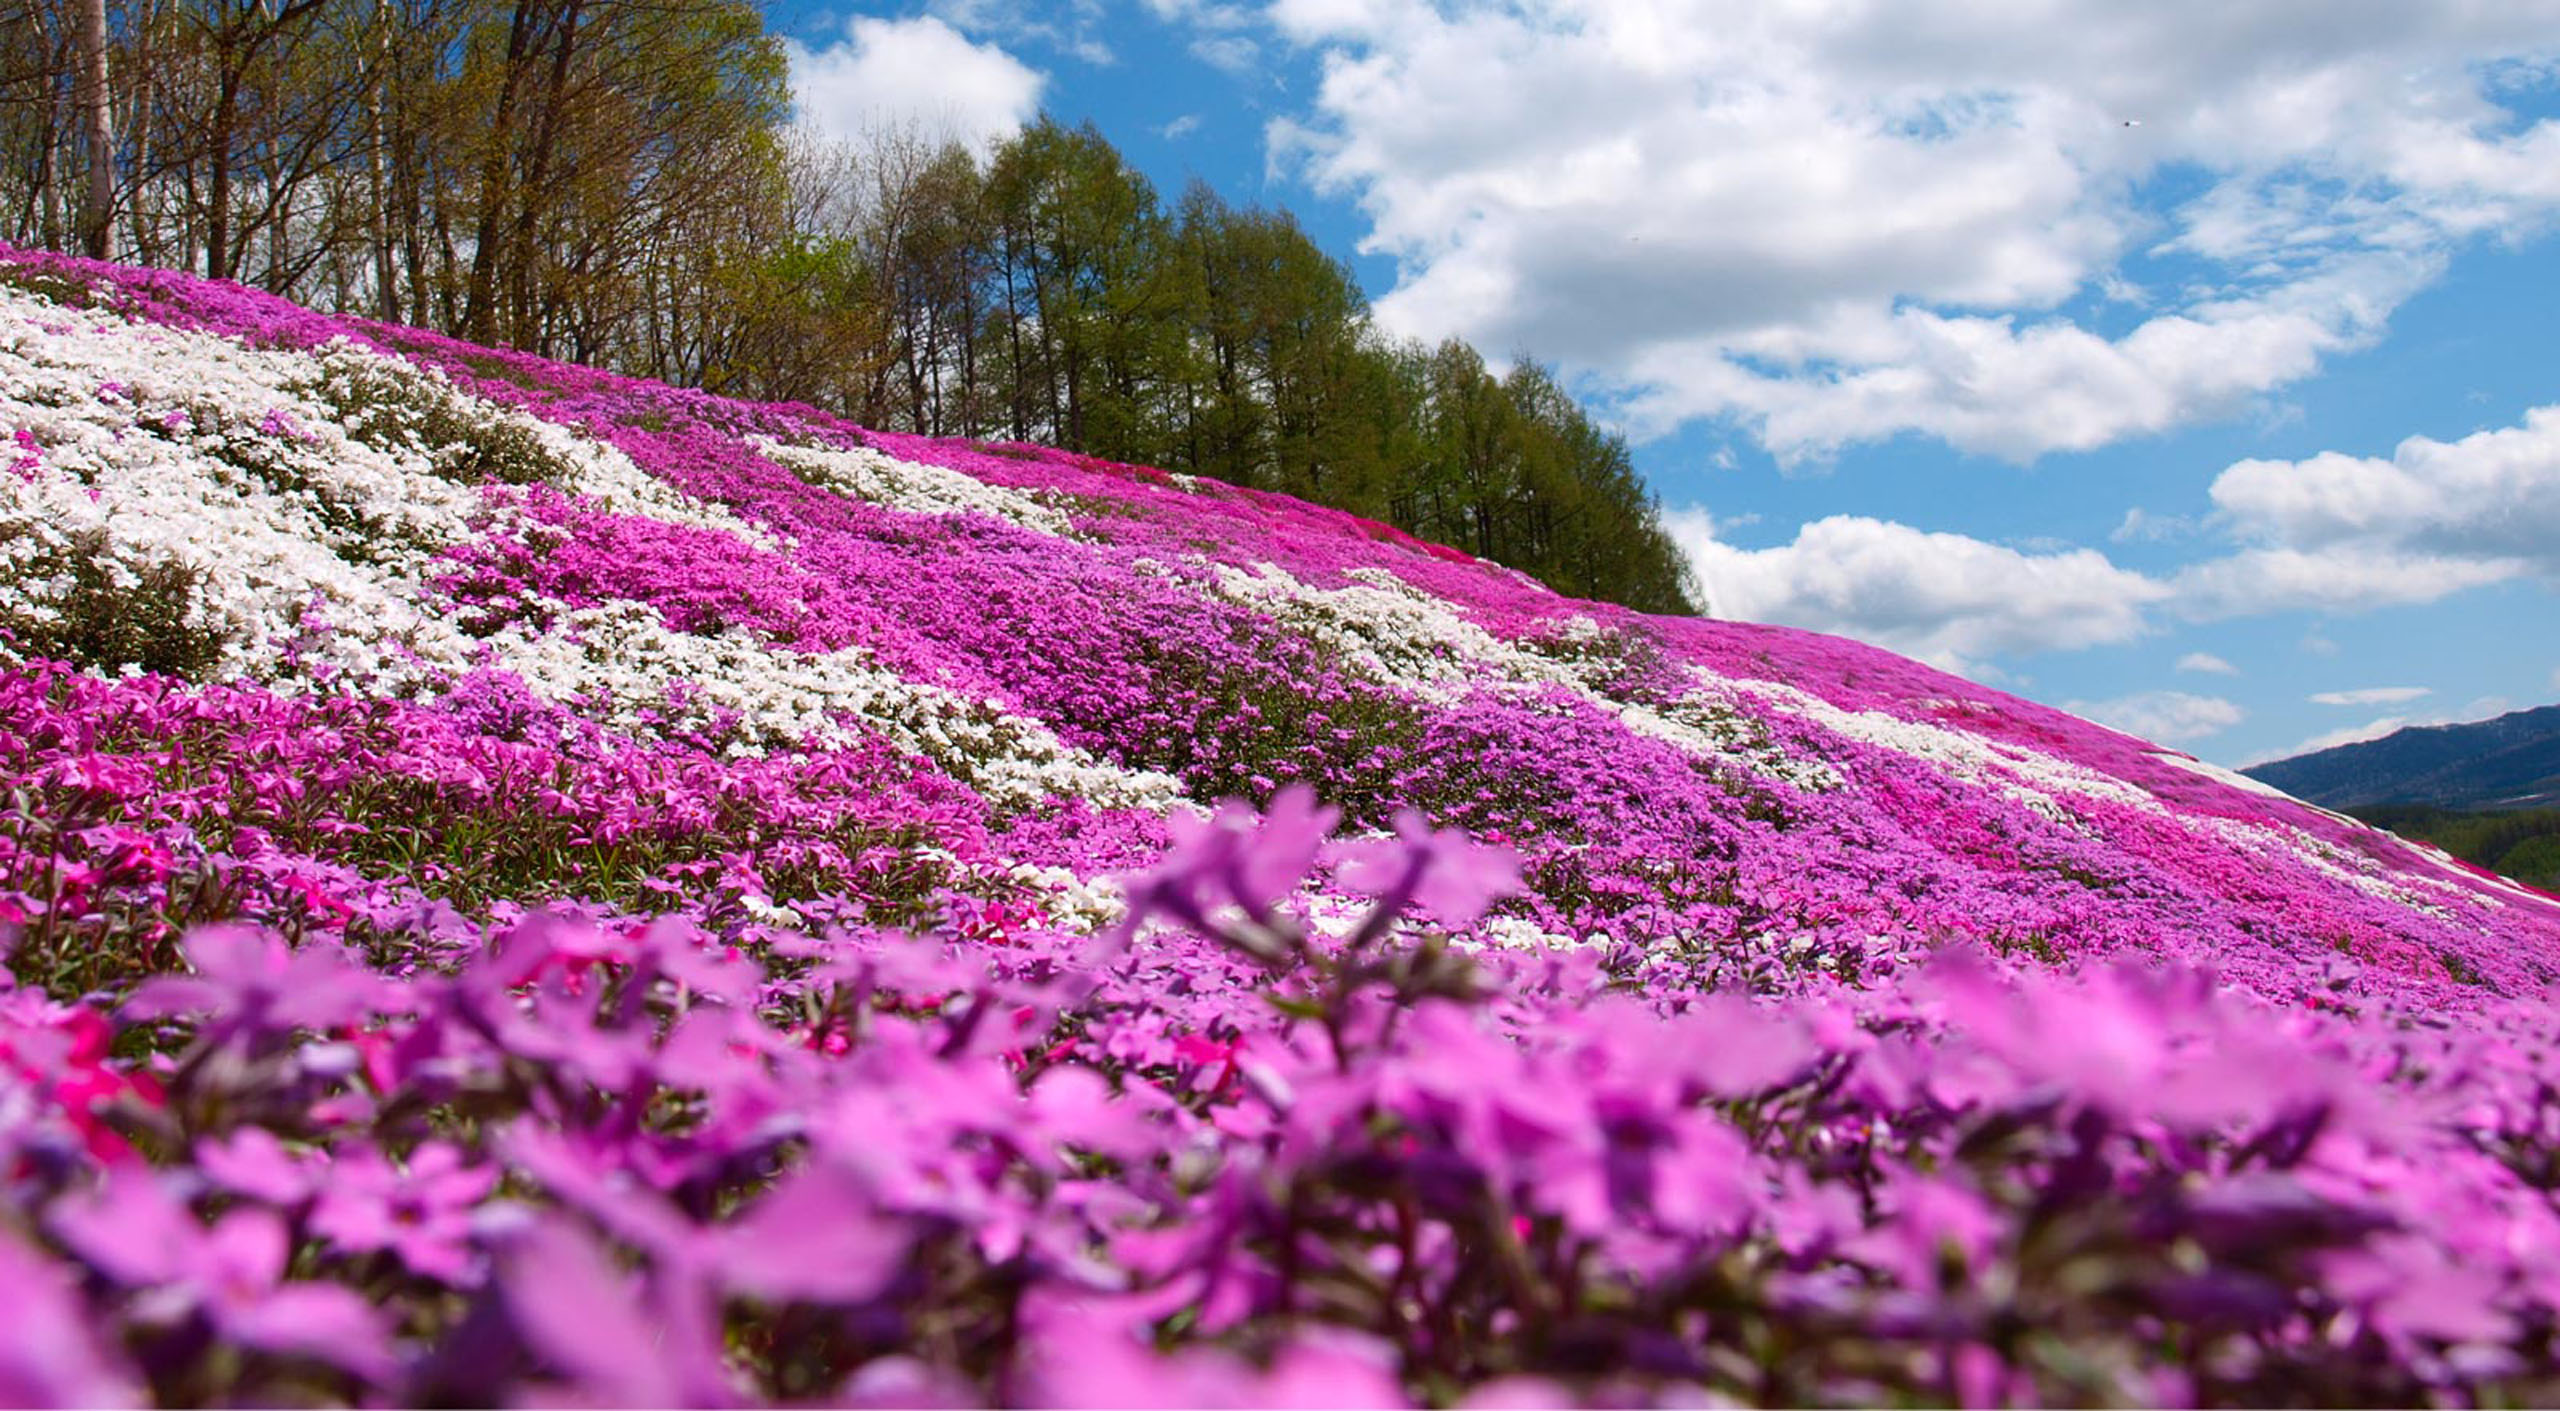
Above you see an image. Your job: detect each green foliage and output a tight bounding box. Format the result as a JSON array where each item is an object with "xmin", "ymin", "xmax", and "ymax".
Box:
[
  {"xmin": 2353, "ymin": 803, "xmax": 2560, "ymax": 892},
  {"xmin": 0, "ymin": 262, "xmax": 106, "ymax": 308},
  {"xmin": 0, "ymin": 526, "xmax": 231, "ymax": 679},
  {"xmin": 292, "ymin": 355, "xmax": 565, "ymax": 486},
  {"xmin": 2496, "ymin": 833, "xmax": 2560, "ymax": 889},
  {"xmin": 1, "ymin": 0, "xmax": 1701, "ymax": 617}
]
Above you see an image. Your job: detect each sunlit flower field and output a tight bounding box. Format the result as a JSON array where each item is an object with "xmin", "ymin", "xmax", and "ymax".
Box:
[{"xmin": 6, "ymin": 245, "xmax": 2560, "ymax": 1407}]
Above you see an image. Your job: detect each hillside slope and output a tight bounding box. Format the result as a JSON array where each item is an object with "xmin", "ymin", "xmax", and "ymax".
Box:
[
  {"xmin": 7, "ymin": 249, "xmax": 2560, "ymax": 1407},
  {"xmin": 2245, "ymin": 705, "xmax": 2560, "ymax": 810}
]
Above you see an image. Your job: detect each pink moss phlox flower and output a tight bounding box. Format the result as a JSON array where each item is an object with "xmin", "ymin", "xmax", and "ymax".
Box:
[
  {"xmin": 40, "ymin": 751, "xmax": 156, "ymax": 802},
  {"xmin": 309, "ymin": 1141, "xmax": 499, "ymax": 1284},
  {"xmin": 2, "ymin": 991, "xmax": 165, "ymax": 1163},
  {"xmin": 1134, "ymin": 784, "xmax": 1341, "ymax": 928},
  {"xmin": 1333, "ymin": 808, "xmax": 1522, "ymax": 929},
  {"xmin": 1024, "ymin": 1302, "xmax": 1407, "ymax": 1409},
  {"xmin": 195, "ymin": 1125, "xmax": 325, "ymax": 1206},
  {"xmin": 497, "ymin": 1215, "xmax": 739, "ymax": 1407},
  {"xmin": 2321, "ymin": 1232, "xmax": 2520, "ymax": 1346},
  {"xmin": 122, "ymin": 923, "xmax": 387, "ymax": 1044},
  {"xmin": 493, "ymin": 1121, "xmax": 702, "ymax": 1258},
  {"xmin": 2, "ymin": 988, "xmax": 167, "ymax": 1162},
  {"xmin": 48, "ymin": 1164, "xmax": 394, "ymax": 1381},
  {"xmin": 713, "ymin": 1158, "xmax": 907, "ymax": 1305},
  {"xmin": 1846, "ymin": 1169, "xmax": 2005, "ymax": 1289},
  {"xmin": 5, "ymin": 425, "xmax": 39, "ymax": 480},
  {"xmin": 1641, "ymin": 991, "xmax": 1825, "ymax": 1099},
  {"xmin": 0, "ymin": 1230, "xmax": 142, "ymax": 1407},
  {"xmin": 1029, "ymin": 1063, "xmax": 1170, "ymax": 1164}
]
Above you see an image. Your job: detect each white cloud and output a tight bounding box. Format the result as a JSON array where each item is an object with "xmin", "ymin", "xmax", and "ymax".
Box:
[
  {"xmin": 2153, "ymin": 403, "xmax": 2560, "ymax": 619},
  {"xmin": 2170, "ymin": 544, "xmax": 2522, "ymax": 619},
  {"xmin": 2204, "ymin": 403, "xmax": 2560, "ymax": 577},
  {"xmin": 930, "ymin": 0, "xmax": 1112, "ymax": 65},
  {"xmin": 1159, "ymin": 114, "xmax": 1202, "ymax": 140},
  {"xmin": 2177, "ymin": 652, "xmax": 2239, "ymax": 676},
  {"xmin": 2309, "ymin": 686, "xmax": 2432, "ymax": 707},
  {"xmin": 1191, "ymin": 35, "xmax": 1263, "ymax": 74},
  {"xmin": 787, "ymin": 16, "xmax": 1044, "ymax": 154},
  {"xmin": 2066, "ymin": 691, "xmax": 2246, "ymax": 745},
  {"xmin": 1647, "ymin": 397, "xmax": 2560, "ymax": 668},
  {"xmin": 1665, "ymin": 509, "xmax": 2165, "ymax": 672},
  {"xmin": 1260, "ymin": 0, "xmax": 2560, "ymax": 461},
  {"xmin": 2114, "ymin": 508, "xmax": 2199, "ymax": 544}
]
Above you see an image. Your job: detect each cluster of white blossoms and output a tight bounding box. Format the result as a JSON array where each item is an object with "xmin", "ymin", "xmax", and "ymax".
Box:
[
  {"xmin": 0, "ymin": 290, "xmax": 803, "ymax": 689},
  {"xmin": 1712, "ymin": 674, "xmax": 2166, "ymax": 820},
  {"xmin": 0, "ymin": 287, "xmax": 1194, "ymax": 818},
  {"xmin": 754, "ymin": 436, "xmax": 1076, "ymax": 538},
  {"xmin": 1, "ymin": 289, "xmax": 486, "ymax": 686},
  {"xmin": 475, "ymin": 599, "xmax": 1184, "ymax": 809},
  {"xmin": 1202, "ymin": 558, "xmax": 1843, "ymax": 793}
]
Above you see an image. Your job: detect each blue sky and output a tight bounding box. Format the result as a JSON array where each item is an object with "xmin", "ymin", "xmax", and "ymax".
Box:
[{"xmin": 773, "ymin": 0, "xmax": 2560, "ymax": 768}]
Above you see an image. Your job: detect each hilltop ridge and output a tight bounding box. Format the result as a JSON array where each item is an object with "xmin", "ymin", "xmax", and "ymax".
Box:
[{"xmin": 2246, "ymin": 704, "xmax": 2560, "ymax": 811}]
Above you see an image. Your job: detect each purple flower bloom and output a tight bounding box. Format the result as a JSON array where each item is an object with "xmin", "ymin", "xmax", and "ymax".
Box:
[
  {"xmin": 122, "ymin": 923, "xmax": 386, "ymax": 1044},
  {"xmin": 48, "ymin": 1165, "xmax": 393, "ymax": 1382},
  {"xmin": 195, "ymin": 1126, "xmax": 324, "ymax": 1206},
  {"xmin": 713, "ymin": 1158, "xmax": 907, "ymax": 1304},
  {"xmin": 0, "ymin": 1230, "xmax": 141, "ymax": 1406},
  {"xmin": 310, "ymin": 1141, "xmax": 498, "ymax": 1284},
  {"xmin": 499, "ymin": 1216, "xmax": 737, "ymax": 1406},
  {"xmin": 1334, "ymin": 809, "xmax": 1521, "ymax": 928},
  {"xmin": 1132, "ymin": 783, "xmax": 1340, "ymax": 926}
]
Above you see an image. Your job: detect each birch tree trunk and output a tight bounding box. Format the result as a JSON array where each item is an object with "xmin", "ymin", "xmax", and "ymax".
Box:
[{"xmin": 74, "ymin": 0, "xmax": 114, "ymax": 258}]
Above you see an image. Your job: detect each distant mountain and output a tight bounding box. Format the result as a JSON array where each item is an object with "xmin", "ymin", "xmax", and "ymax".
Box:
[{"xmin": 2244, "ymin": 705, "xmax": 2560, "ymax": 810}]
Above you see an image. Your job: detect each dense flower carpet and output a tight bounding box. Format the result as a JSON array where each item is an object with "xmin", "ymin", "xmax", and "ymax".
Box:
[{"xmin": 4, "ymin": 245, "xmax": 2560, "ymax": 1405}]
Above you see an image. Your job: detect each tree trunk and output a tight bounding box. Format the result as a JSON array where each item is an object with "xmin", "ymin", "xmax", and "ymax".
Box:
[
  {"xmin": 462, "ymin": 0, "xmax": 541, "ymax": 343},
  {"xmin": 74, "ymin": 0, "xmax": 114, "ymax": 258},
  {"xmin": 504, "ymin": 0, "xmax": 579, "ymax": 349},
  {"xmin": 38, "ymin": 93, "xmax": 61, "ymax": 249},
  {"xmin": 206, "ymin": 71, "xmax": 238, "ymax": 277},
  {"xmin": 123, "ymin": 0, "xmax": 158, "ymax": 263},
  {"xmin": 368, "ymin": 0, "xmax": 397, "ymax": 321}
]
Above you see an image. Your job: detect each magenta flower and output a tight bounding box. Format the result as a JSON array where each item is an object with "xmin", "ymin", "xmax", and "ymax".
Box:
[
  {"xmin": 1129, "ymin": 783, "xmax": 1341, "ymax": 927},
  {"xmin": 498, "ymin": 1216, "xmax": 737, "ymax": 1406},
  {"xmin": 1334, "ymin": 809, "xmax": 1522, "ymax": 928},
  {"xmin": 713, "ymin": 1158, "xmax": 907, "ymax": 1304},
  {"xmin": 195, "ymin": 1126, "xmax": 325, "ymax": 1206},
  {"xmin": 310, "ymin": 1141, "xmax": 498, "ymax": 1284},
  {"xmin": 122, "ymin": 923, "xmax": 386, "ymax": 1045},
  {"xmin": 0, "ymin": 1230, "xmax": 141, "ymax": 1406},
  {"xmin": 48, "ymin": 1165, "xmax": 393, "ymax": 1382}
]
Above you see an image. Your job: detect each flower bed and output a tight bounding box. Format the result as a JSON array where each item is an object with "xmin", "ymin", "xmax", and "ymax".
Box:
[{"xmin": 4, "ymin": 246, "xmax": 2559, "ymax": 1405}]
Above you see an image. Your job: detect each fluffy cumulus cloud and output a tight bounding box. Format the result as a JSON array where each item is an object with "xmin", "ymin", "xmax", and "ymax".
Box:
[
  {"xmin": 2168, "ymin": 545, "xmax": 2523, "ymax": 620},
  {"xmin": 1662, "ymin": 510, "xmax": 2166, "ymax": 673},
  {"xmin": 1663, "ymin": 401, "xmax": 2560, "ymax": 662},
  {"xmin": 787, "ymin": 16, "xmax": 1044, "ymax": 153},
  {"xmin": 2065, "ymin": 691, "xmax": 2247, "ymax": 745},
  {"xmin": 2177, "ymin": 652, "xmax": 2239, "ymax": 676},
  {"xmin": 2178, "ymin": 404, "xmax": 2560, "ymax": 610},
  {"xmin": 1256, "ymin": 0, "xmax": 2560, "ymax": 461}
]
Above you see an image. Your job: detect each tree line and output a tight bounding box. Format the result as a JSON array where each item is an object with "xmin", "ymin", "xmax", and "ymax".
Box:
[{"xmin": 3, "ymin": 0, "xmax": 1699, "ymax": 612}]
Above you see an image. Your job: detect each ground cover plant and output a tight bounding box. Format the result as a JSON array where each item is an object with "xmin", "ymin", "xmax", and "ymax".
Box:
[{"xmin": 5, "ymin": 245, "xmax": 2560, "ymax": 1406}]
